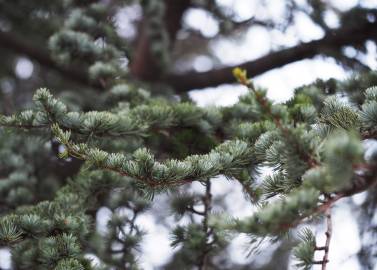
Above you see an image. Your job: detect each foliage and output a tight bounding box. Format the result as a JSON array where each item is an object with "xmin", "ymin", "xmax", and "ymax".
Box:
[
  {"xmin": 1, "ymin": 1, "xmax": 377, "ymax": 269},
  {"xmin": 2, "ymin": 70, "xmax": 377, "ymax": 268}
]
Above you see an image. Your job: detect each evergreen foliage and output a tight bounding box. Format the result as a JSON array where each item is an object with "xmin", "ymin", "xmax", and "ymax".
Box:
[
  {"xmin": 1, "ymin": 1, "xmax": 377, "ymax": 269},
  {"xmin": 2, "ymin": 70, "xmax": 377, "ymax": 269}
]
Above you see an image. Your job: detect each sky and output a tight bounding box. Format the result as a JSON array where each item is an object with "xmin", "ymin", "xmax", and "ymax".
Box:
[{"xmin": 1, "ymin": 0, "xmax": 377, "ymax": 269}]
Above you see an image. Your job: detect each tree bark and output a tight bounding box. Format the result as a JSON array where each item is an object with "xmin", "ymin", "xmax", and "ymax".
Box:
[{"xmin": 129, "ymin": 0, "xmax": 191, "ymax": 81}]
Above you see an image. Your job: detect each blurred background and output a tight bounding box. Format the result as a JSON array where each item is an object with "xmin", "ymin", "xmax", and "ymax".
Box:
[{"xmin": 1, "ymin": 0, "xmax": 377, "ymax": 269}]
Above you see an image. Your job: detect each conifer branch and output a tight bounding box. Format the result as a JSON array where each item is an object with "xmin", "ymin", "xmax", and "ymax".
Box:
[
  {"xmin": 233, "ymin": 68, "xmax": 318, "ymax": 168},
  {"xmin": 279, "ymin": 167, "xmax": 377, "ymax": 233},
  {"xmin": 2, "ymin": 76, "xmax": 377, "ymax": 269},
  {"xmin": 52, "ymin": 123, "xmax": 253, "ymax": 188}
]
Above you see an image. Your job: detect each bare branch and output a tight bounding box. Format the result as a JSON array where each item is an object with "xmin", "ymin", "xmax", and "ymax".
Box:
[
  {"xmin": 166, "ymin": 20, "xmax": 377, "ymax": 92},
  {"xmin": 198, "ymin": 180, "xmax": 213, "ymax": 270},
  {"xmin": 321, "ymin": 207, "xmax": 332, "ymax": 270}
]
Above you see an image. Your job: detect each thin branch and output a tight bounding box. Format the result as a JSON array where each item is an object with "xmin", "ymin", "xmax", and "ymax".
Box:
[
  {"xmin": 281, "ymin": 163, "xmax": 377, "ymax": 232},
  {"xmin": 186, "ymin": 206, "xmax": 205, "ymax": 216},
  {"xmin": 321, "ymin": 207, "xmax": 332, "ymax": 270},
  {"xmin": 313, "ymin": 260, "xmax": 329, "ymax": 264},
  {"xmin": 198, "ymin": 180, "xmax": 213, "ymax": 270}
]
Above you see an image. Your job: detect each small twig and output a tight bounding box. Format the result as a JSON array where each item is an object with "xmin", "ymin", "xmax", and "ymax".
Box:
[
  {"xmin": 321, "ymin": 207, "xmax": 332, "ymax": 270},
  {"xmin": 129, "ymin": 211, "xmax": 138, "ymax": 234},
  {"xmin": 313, "ymin": 260, "xmax": 329, "ymax": 264},
  {"xmin": 198, "ymin": 180, "xmax": 213, "ymax": 270},
  {"xmin": 186, "ymin": 206, "xmax": 205, "ymax": 216}
]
